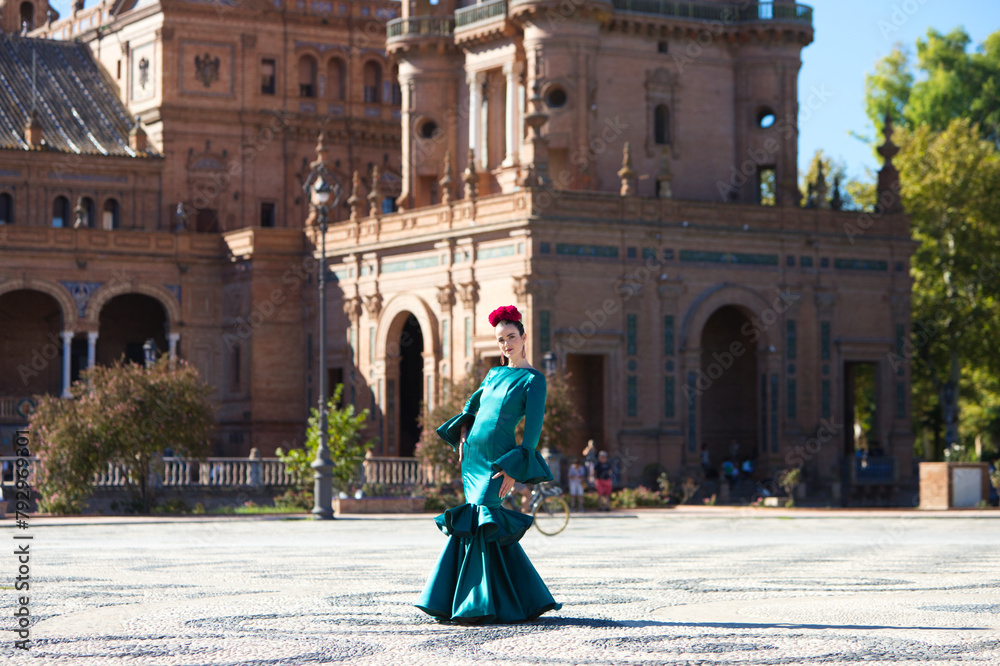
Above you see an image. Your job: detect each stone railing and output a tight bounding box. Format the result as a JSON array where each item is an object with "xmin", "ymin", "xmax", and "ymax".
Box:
[
  {"xmin": 0, "ymin": 456, "xmax": 437, "ymax": 489},
  {"xmin": 610, "ymin": 0, "xmax": 812, "ymax": 26},
  {"xmin": 455, "ymin": 0, "xmax": 508, "ymax": 29},
  {"xmin": 361, "ymin": 456, "xmax": 442, "ymax": 487},
  {"xmin": 386, "ymin": 16, "xmax": 456, "ymax": 40}
]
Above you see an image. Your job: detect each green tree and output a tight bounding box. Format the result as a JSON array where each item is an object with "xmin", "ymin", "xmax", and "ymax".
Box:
[
  {"xmin": 276, "ymin": 384, "xmax": 373, "ymax": 496},
  {"xmin": 892, "ymin": 119, "xmax": 1000, "ymax": 459},
  {"xmin": 865, "ymin": 29, "xmax": 1000, "ymax": 143},
  {"xmin": 29, "ymin": 358, "xmax": 214, "ymax": 514}
]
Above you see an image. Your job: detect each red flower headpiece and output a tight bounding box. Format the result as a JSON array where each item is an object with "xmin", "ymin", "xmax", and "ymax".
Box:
[{"xmin": 488, "ymin": 305, "xmax": 521, "ymax": 327}]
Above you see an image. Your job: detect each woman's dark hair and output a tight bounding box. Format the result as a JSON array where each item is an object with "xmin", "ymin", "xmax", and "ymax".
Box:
[{"xmin": 496, "ymin": 319, "xmax": 525, "ymax": 336}]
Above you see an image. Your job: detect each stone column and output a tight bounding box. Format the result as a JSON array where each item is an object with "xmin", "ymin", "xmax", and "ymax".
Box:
[
  {"xmin": 61, "ymin": 330, "xmax": 74, "ymax": 398},
  {"xmin": 86, "ymin": 331, "xmax": 98, "ymax": 369},
  {"xmin": 468, "ymin": 71, "xmax": 485, "ymax": 171},
  {"xmin": 168, "ymin": 332, "xmax": 180, "ymax": 366},
  {"xmin": 502, "ymin": 61, "xmax": 522, "ymax": 167}
]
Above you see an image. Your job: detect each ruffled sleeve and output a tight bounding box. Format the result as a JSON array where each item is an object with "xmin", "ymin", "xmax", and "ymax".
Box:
[
  {"xmin": 492, "ymin": 372, "xmax": 552, "ymax": 483},
  {"xmin": 435, "ymin": 369, "xmax": 492, "ymax": 450}
]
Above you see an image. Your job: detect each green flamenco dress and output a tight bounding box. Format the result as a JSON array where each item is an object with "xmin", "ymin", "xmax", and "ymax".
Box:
[{"xmin": 415, "ymin": 365, "xmax": 562, "ymax": 624}]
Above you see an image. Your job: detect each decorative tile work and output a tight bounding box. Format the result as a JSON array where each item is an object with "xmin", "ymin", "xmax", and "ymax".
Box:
[
  {"xmin": 381, "ymin": 255, "xmax": 440, "ymax": 273},
  {"xmin": 627, "ymin": 375, "xmax": 637, "ymax": 417},
  {"xmin": 59, "ymin": 280, "xmax": 104, "ymax": 318},
  {"xmin": 834, "ymin": 258, "xmax": 888, "ymax": 271},
  {"xmin": 476, "ymin": 244, "xmax": 516, "ymax": 261},
  {"xmin": 555, "ymin": 243, "xmax": 618, "ymax": 258},
  {"xmin": 626, "ymin": 314, "xmax": 637, "ymax": 355},
  {"xmin": 679, "ymin": 250, "xmax": 779, "ymax": 266},
  {"xmin": 664, "ymin": 375, "xmax": 675, "ymax": 419}
]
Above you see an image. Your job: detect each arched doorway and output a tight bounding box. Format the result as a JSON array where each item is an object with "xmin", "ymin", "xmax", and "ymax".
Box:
[
  {"xmin": 97, "ymin": 294, "xmax": 168, "ymax": 365},
  {"xmin": 0, "ymin": 290, "xmax": 65, "ymax": 396},
  {"xmin": 699, "ymin": 306, "xmax": 759, "ymax": 473},
  {"xmin": 397, "ymin": 313, "xmax": 424, "ymax": 458}
]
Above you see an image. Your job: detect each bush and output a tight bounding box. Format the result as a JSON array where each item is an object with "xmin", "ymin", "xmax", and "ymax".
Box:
[
  {"xmin": 30, "ymin": 358, "xmax": 214, "ymax": 514},
  {"xmin": 611, "ymin": 487, "xmax": 637, "ymax": 509},
  {"xmin": 273, "ymin": 487, "xmax": 313, "ymax": 511},
  {"xmin": 276, "ymin": 384, "xmax": 373, "ymax": 494}
]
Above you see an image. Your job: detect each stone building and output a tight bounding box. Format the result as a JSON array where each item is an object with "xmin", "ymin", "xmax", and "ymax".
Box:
[{"xmin": 0, "ymin": 0, "xmax": 917, "ymax": 503}]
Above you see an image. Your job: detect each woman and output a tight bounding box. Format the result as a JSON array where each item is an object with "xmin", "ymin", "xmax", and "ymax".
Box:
[{"xmin": 415, "ymin": 305, "xmax": 561, "ymax": 624}]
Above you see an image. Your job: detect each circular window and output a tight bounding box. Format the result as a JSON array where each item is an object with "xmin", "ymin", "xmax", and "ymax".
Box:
[
  {"xmin": 545, "ymin": 86, "xmax": 567, "ymax": 109},
  {"xmin": 757, "ymin": 108, "xmax": 776, "ymax": 128},
  {"xmin": 417, "ymin": 119, "xmax": 439, "ymax": 140}
]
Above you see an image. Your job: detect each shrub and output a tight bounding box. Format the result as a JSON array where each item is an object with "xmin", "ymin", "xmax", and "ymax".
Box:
[
  {"xmin": 422, "ymin": 484, "xmax": 465, "ymax": 512},
  {"xmin": 30, "ymin": 358, "xmax": 213, "ymax": 514},
  {"xmin": 276, "ymin": 384, "xmax": 373, "ymax": 495},
  {"xmin": 611, "ymin": 487, "xmax": 637, "ymax": 509}
]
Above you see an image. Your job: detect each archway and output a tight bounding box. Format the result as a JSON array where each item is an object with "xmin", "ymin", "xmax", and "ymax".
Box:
[
  {"xmin": 699, "ymin": 306, "xmax": 759, "ymax": 475},
  {"xmin": 397, "ymin": 313, "xmax": 424, "ymax": 458},
  {"xmin": 0, "ymin": 290, "xmax": 65, "ymax": 397},
  {"xmin": 97, "ymin": 294, "xmax": 168, "ymax": 365}
]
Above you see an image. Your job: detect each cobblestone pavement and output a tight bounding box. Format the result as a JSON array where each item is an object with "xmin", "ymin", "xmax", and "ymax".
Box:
[{"xmin": 3, "ymin": 508, "xmax": 999, "ymax": 665}]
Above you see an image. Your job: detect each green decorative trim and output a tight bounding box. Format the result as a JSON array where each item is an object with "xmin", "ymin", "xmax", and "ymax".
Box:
[
  {"xmin": 679, "ymin": 250, "xmax": 779, "ymax": 266},
  {"xmin": 540, "ymin": 311, "xmax": 551, "ymax": 353},
  {"xmin": 556, "ymin": 243, "xmax": 619, "ymax": 258},
  {"xmin": 381, "ymin": 255, "xmax": 441, "ymax": 273},
  {"xmin": 477, "ymin": 244, "xmax": 517, "ymax": 261},
  {"xmin": 834, "ymin": 258, "xmax": 888, "ymax": 271},
  {"xmin": 626, "ymin": 314, "xmax": 637, "ymax": 356},
  {"xmin": 664, "ymin": 375, "xmax": 675, "ymax": 419},
  {"xmin": 627, "ymin": 375, "xmax": 638, "ymax": 417}
]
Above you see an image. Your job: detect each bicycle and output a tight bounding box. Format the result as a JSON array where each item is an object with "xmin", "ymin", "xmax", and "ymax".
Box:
[{"xmin": 504, "ymin": 481, "xmax": 570, "ymax": 536}]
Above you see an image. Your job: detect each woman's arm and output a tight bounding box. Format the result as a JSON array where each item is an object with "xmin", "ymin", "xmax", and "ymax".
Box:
[{"xmin": 520, "ymin": 374, "xmax": 548, "ymax": 450}]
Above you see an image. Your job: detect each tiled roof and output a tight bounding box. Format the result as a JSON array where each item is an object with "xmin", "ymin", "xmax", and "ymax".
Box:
[{"xmin": 0, "ymin": 35, "xmax": 156, "ymax": 157}]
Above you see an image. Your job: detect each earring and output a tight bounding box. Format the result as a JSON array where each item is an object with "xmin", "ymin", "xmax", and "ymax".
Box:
[
  {"xmin": 522, "ymin": 347, "xmax": 526, "ymax": 359},
  {"xmin": 500, "ymin": 353, "xmax": 506, "ymax": 366}
]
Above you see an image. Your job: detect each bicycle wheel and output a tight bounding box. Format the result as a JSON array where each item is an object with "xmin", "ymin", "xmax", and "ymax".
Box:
[{"xmin": 533, "ymin": 495, "xmax": 570, "ymax": 536}]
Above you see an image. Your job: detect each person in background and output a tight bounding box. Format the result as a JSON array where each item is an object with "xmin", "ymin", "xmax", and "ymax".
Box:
[
  {"xmin": 567, "ymin": 458, "xmax": 586, "ymax": 512},
  {"xmin": 592, "ymin": 450, "xmax": 613, "ymax": 512}
]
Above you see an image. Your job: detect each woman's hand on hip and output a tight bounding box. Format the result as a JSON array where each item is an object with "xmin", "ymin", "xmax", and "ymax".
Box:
[{"xmin": 492, "ymin": 469, "xmax": 514, "ymax": 499}]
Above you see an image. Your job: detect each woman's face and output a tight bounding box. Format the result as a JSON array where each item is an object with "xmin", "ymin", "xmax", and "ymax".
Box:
[{"xmin": 495, "ymin": 322, "xmax": 526, "ymax": 363}]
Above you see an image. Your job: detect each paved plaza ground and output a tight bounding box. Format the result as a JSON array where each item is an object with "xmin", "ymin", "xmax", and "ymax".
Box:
[{"xmin": 2, "ymin": 507, "xmax": 999, "ymax": 665}]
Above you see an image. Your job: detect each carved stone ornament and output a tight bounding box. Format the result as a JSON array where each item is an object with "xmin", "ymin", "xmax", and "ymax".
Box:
[
  {"xmin": 194, "ymin": 53, "xmax": 220, "ymax": 88},
  {"xmin": 364, "ymin": 292, "xmax": 383, "ymax": 318},
  {"xmin": 436, "ymin": 284, "xmax": 456, "ymax": 311},
  {"xmin": 458, "ymin": 280, "xmax": 479, "ymax": 310},
  {"xmin": 343, "ymin": 295, "xmax": 363, "ymax": 321}
]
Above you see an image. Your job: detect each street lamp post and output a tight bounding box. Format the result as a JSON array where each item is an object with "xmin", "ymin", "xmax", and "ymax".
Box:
[
  {"xmin": 303, "ymin": 143, "xmax": 342, "ymax": 520},
  {"xmin": 143, "ymin": 339, "xmax": 156, "ymax": 369}
]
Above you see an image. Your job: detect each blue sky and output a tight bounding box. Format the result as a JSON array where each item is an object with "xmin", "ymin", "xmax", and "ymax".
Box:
[
  {"xmin": 50, "ymin": 0, "xmax": 998, "ymax": 182},
  {"xmin": 799, "ymin": 0, "xmax": 1000, "ymax": 181}
]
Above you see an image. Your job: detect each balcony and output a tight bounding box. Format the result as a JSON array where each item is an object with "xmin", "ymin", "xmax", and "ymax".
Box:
[
  {"xmin": 610, "ymin": 0, "xmax": 812, "ymax": 26},
  {"xmin": 386, "ymin": 16, "xmax": 456, "ymax": 42},
  {"xmin": 455, "ymin": 0, "xmax": 509, "ymax": 29}
]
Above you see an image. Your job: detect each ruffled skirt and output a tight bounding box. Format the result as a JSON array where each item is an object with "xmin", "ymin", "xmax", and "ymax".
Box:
[{"xmin": 415, "ymin": 503, "xmax": 562, "ymax": 624}]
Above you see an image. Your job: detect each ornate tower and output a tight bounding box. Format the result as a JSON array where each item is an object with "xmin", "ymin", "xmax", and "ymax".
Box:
[
  {"xmin": 731, "ymin": 0, "xmax": 814, "ymax": 206},
  {"xmin": 388, "ymin": 0, "xmax": 461, "ymax": 210}
]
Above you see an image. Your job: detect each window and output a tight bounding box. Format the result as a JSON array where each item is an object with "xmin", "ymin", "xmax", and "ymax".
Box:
[
  {"xmin": 820, "ymin": 321, "xmax": 831, "ymax": 360},
  {"xmin": 381, "ymin": 196, "xmax": 396, "ymax": 214},
  {"xmin": 758, "ymin": 165, "xmax": 776, "ymax": 206},
  {"xmin": 327, "ymin": 58, "xmax": 345, "ymax": 100},
  {"xmin": 230, "ymin": 344, "xmax": 241, "ymax": 392},
  {"xmin": 261, "ymin": 58, "xmax": 276, "ymax": 95},
  {"xmin": 654, "ymin": 104, "xmax": 670, "ymax": 145},
  {"xmin": 363, "ymin": 61, "xmax": 382, "ymax": 103},
  {"xmin": 545, "ymin": 86, "xmax": 567, "ymax": 108},
  {"xmin": 195, "ymin": 208, "xmax": 218, "ymax": 233},
  {"xmin": 417, "ymin": 119, "xmax": 438, "ymax": 140},
  {"xmin": 79, "ymin": 196, "xmax": 95, "ymax": 228},
  {"xmin": 657, "ymin": 40, "xmax": 669, "ymax": 54},
  {"xmin": 260, "ymin": 201, "xmax": 276, "ymax": 227},
  {"xmin": 664, "ymin": 375, "xmax": 675, "ymax": 418},
  {"xmin": 52, "ymin": 195, "xmax": 70, "ymax": 228},
  {"xmin": 757, "ymin": 107, "xmax": 776, "ymax": 128},
  {"xmin": 539, "ymin": 311, "xmax": 550, "ymax": 353},
  {"xmin": 298, "ymin": 55, "xmax": 318, "ymax": 98},
  {"xmin": 664, "ymin": 315, "xmax": 675, "ymax": 357},
  {"xmin": 627, "ymin": 375, "xmax": 638, "ymax": 417},
  {"xmin": 786, "ymin": 320, "xmax": 796, "ymax": 360},
  {"xmin": 0, "ymin": 192, "xmax": 13, "ymax": 224},
  {"xmin": 20, "ymin": 2, "xmax": 34, "ymax": 31},
  {"xmin": 102, "ymin": 198, "xmax": 120, "ymax": 230}
]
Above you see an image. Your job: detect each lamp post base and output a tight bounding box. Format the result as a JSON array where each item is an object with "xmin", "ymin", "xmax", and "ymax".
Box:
[{"xmin": 312, "ymin": 468, "xmax": 335, "ymax": 520}]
